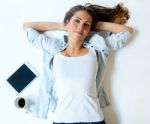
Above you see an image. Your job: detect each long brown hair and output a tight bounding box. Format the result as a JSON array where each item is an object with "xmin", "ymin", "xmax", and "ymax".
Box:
[{"xmin": 63, "ymin": 3, "xmax": 130, "ymax": 31}]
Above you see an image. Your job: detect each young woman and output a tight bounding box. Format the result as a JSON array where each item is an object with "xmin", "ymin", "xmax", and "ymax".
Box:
[{"xmin": 20, "ymin": 3, "xmax": 133, "ymax": 124}]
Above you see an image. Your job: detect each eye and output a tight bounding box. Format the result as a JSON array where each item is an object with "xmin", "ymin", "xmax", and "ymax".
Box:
[
  {"xmin": 83, "ymin": 23, "xmax": 91, "ymax": 28},
  {"xmin": 74, "ymin": 19, "xmax": 80, "ymax": 23}
]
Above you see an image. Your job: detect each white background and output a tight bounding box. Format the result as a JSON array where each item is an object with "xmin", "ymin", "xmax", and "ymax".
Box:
[{"xmin": 0, "ymin": 0, "xmax": 149, "ymax": 124}]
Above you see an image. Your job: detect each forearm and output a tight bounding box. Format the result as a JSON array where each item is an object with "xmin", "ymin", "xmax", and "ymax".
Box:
[
  {"xmin": 23, "ymin": 22, "xmax": 66, "ymax": 32},
  {"xmin": 96, "ymin": 21, "xmax": 133, "ymax": 33}
]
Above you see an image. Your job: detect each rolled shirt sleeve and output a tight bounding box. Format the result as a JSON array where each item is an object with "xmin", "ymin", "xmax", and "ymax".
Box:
[
  {"xmin": 25, "ymin": 28, "xmax": 64, "ymax": 54},
  {"xmin": 105, "ymin": 31, "xmax": 132, "ymax": 51}
]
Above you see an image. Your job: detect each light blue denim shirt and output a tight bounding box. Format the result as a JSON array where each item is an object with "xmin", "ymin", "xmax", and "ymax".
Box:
[{"xmin": 23, "ymin": 28, "xmax": 131, "ymax": 119}]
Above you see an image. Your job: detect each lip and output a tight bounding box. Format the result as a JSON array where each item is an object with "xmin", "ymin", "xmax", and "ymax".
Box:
[{"xmin": 74, "ymin": 31, "xmax": 83, "ymax": 37}]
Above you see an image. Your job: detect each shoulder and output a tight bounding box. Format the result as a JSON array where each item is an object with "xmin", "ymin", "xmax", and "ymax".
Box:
[{"xmin": 86, "ymin": 33, "xmax": 108, "ymax": 51}]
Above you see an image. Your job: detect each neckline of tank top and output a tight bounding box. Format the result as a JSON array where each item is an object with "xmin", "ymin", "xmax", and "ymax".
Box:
[{"xmin": 59, "ymin": 47, "xmax": 94, "ymax": 59}]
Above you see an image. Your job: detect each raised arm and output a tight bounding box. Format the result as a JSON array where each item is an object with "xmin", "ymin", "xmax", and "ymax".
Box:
[
  {"xmin": 23, "ymin": 22, "xmax": 66, "ymax": 32},
  {"xmin": 96, "ymin": 21, "xmax": 134, "ymax": 34}
]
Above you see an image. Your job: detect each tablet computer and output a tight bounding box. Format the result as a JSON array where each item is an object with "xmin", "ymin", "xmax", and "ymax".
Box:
[{"xmin": 6, "ymin": 62, "xmax": 39, "ymax": 94}]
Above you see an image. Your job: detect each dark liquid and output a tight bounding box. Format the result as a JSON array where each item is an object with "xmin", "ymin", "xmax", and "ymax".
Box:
[{"xmin": 18, "ymin": 98, "xmax": 25, "ymax": 108}]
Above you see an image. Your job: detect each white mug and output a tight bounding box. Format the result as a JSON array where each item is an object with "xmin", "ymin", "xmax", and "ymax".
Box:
[{"xmin": 14, "ymin": 97, "xmax": 26, "ymax": 109}]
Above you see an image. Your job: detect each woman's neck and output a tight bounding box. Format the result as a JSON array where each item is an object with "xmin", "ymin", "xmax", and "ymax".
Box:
[
  {"xmin": 67, "ymin": 43, "xmax": 82, "ymax": 52},
  {"xmin": 66, "ymin": 38, "xmax": 84, "ymax": 53},
  {"xmin": 62, "ymin": 38, "xmax": 89, "ymax": 57}
]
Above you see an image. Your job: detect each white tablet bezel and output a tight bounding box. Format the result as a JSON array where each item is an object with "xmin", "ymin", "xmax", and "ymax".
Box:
[{"xmin": 6, "ymin": 62, "xmax": 39, "ymax": 94}]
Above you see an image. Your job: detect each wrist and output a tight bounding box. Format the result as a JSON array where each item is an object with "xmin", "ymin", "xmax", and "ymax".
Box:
[
  {"xmin": 59, "ymin": 23, "xmax": 67, "ymax": 31},
  {"xmin": 59, "ymin": 23, "xmax": 64, "ymax": 30}
]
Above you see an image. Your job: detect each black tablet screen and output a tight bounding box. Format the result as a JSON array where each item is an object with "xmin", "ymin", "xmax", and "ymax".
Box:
[{"xmin": 7, "ymin": 64, "xmax": 37, "ymax": 93}]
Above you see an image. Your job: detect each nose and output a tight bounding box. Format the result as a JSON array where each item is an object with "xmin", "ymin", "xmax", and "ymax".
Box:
[{"xmin": 78, "ymin": 23, "xmax": 84, "ymax": 31}]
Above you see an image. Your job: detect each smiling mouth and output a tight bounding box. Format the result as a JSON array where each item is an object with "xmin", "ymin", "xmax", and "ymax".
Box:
[{"xmin": 74, "ymin": 31, "xmax": 82, "ymax": 36}]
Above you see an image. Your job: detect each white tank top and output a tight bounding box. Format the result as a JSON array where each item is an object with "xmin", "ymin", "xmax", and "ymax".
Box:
[{"xmin": 52, "ymin": 47, "xmax": 104, "ymax": 122}]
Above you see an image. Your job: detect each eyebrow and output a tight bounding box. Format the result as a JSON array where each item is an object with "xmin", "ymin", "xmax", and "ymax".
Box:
[{"xmin": 73, "ymin": 16, "xmax": 92, "ymax": 24}]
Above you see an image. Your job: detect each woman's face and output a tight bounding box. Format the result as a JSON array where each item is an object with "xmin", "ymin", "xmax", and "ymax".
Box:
[{"xmin": 65, "ymin": 10, "xmax": 92, "ymax": 42}]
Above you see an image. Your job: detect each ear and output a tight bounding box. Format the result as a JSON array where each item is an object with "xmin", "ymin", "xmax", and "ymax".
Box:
[
  {"xmin": 64, "ymin": 19, "xmax": 69, "ymax": 25},
  {"xmin": 64, "ymin": 20, "xmax": 70, "ymax": 31}
]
